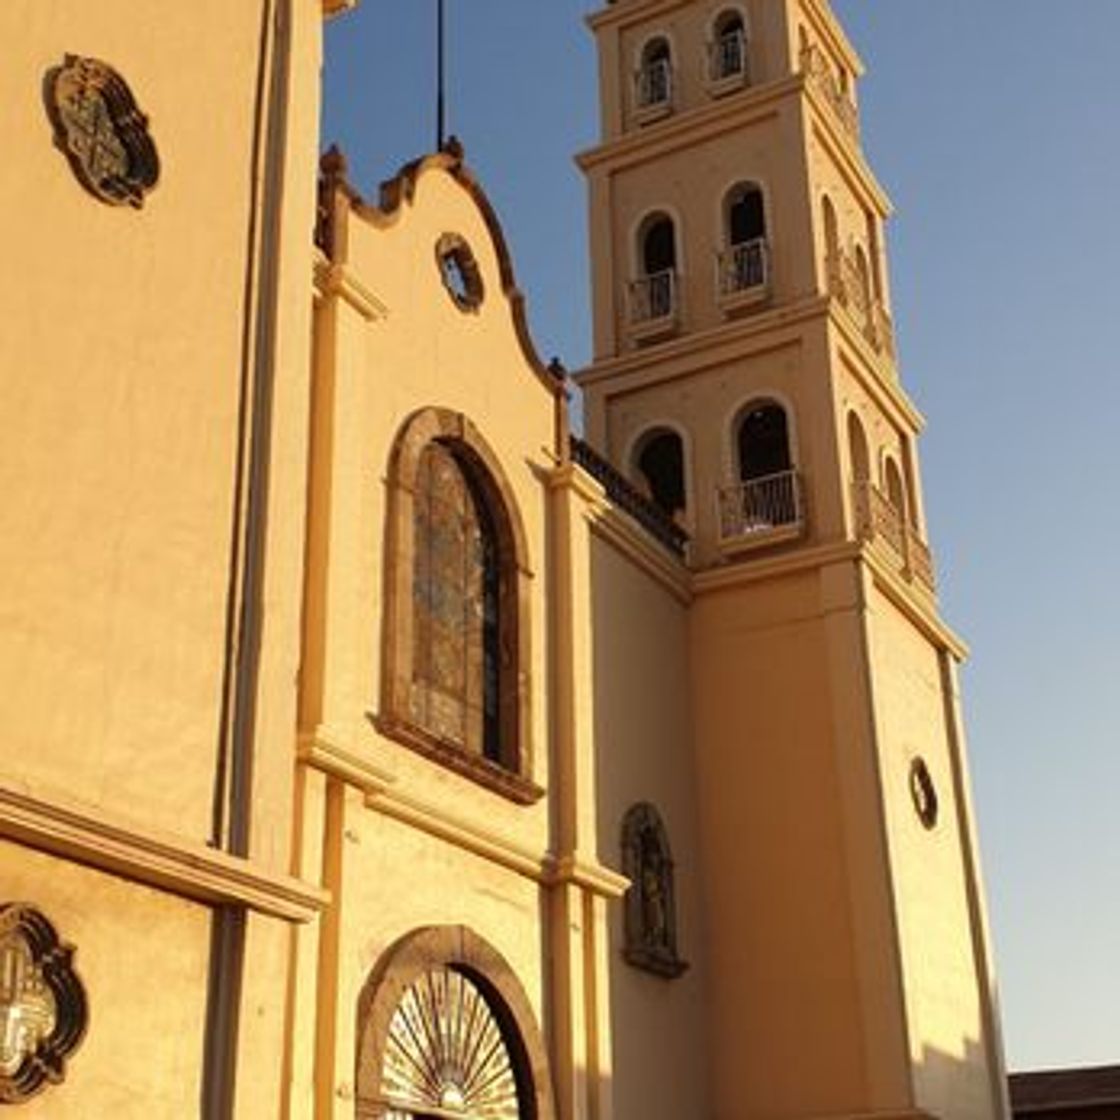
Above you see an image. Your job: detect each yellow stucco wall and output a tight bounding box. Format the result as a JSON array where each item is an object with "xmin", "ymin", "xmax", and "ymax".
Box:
[
  {"xmin": 0, "ymin": 0, "xmax": 278, "ymax": 842},
  {"xmin": 589, "ymin": 530, "xmax": 711, "ymax": 1117},
  {"xmin": 0, "ymin": 841, "xmax": 210, "ymax": 1117},
  {"xmin": 690, "ymin": 568, "xmax": 880, "ymax": 1118},
  {"xmin": 869, "ymin": 586, "xmax": 999, "ymax": 1120}
]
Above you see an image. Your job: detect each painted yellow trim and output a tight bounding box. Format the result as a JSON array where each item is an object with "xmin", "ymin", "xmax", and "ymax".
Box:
[
  {"xmin": 297, "ymin": 731, "xmax": 395, "ymax": 795},
  {"xmin": 313, "ymin": 255, "xmax": 389, "ymax": 322},
  {"xmin": 801, "ymin": 0, "xmax": 865, "ymax": 76},
  {"xmin": 551, "ymin": 855, "xmax": 630, "ymax": 900},
  {"xmin": 578, "ymin": 77, "xmax": 795, "ymax": 173},
  {"xmin": 0, "ymin": 783, "xmax": 327, "ymax": 922},
  {"xmin": 831, "ymin": 308, "xmax": 925, "ymax": 434},
  {"xmin": 806, "ymin": 98, "xmax": 892, "ymax": 214},
  {"xmin": 575, "ymin": 293, "xmax": 830, "ymax": 388},
  {"xmin": 863, "ymin": 547, "xmax": 970, "ymax": 661},
  {"xmin": 586, "ymin": 0, "xmax": 693, "ymax": 33},
  {"xmin": 589, "ymin": 507, "xmax": 693, "ymax": 605}
]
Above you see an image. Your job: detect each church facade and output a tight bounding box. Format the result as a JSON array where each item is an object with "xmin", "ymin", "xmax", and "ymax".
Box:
[{"xmin": 0, "ymin": 1, "xmax": 1008, "ymax": 1118}]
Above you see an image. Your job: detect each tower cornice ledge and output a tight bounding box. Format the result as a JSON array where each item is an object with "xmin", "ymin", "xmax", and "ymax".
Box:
[
  {"xmin": 587, "ymin": 0, "xmax": 695, "ymax": 33},
  {"xmin": 577, "ymin": 76, "xmax": 892, "ymax": 219},
  {"xmin": 576, "ymin": 294, "xmax": 925, "ymax": 434}
]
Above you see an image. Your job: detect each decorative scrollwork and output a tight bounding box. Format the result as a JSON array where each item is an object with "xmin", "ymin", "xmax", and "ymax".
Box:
[
  {"xmin": 0, "ymin": 904, "xmax": 87, "ymax": 1103},
  {"xmin": 44, "ymin": 55, "xmax": 160, "ymax": 208}
]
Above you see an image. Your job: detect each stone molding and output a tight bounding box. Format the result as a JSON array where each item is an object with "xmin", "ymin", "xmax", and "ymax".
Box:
[{"xmin": 0, "ymin": 784, "xmax": 326, "ymax": 923}]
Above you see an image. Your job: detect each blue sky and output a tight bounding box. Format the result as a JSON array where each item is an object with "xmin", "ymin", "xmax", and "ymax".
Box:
[{"xmin": 323, "ymin": 2, "xmax": 1120, "ymax": 1071}]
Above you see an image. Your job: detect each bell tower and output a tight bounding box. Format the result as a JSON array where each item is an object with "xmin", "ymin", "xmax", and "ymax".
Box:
[{"xmin": 577, "ymin": 2, "xmax": 1009, "ymax": 1119}]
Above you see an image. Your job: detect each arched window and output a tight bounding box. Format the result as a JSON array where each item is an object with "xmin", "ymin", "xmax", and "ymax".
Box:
[
  {"xmin": 633, "ymin": 428, "xmax": 686, "ymax": 518},
  {"xmin": 356, "ymin": 926, "xmax": 557, "ymax": 1120},
  {"xmin": 854, "ymin": 244, "xmax": 872, "ymax": 312},
  {"xmin": 621, "ymin": 804, "xmax": 688, "ymax": 979},
  {"xmin": 721, "ymin": 183, "xmax": 768, "ymax": 296},
  {"xmin": 884, "ymin": 455, "xmax": 906, "ymax": 517},
  {"xmin": 822, "ymin": 194, "xmax": 839, "ymax": 290},
  {"xmin": 847, "ymin": 411, "xmax": 870, "ymax": 483},
  {"xmin": 737, "ymin": 401, "xmax": 792, "ymax": 481},
  {"xmin": 632, "ymin": 212, "xmax": 677, "ymax": 323},
  {"xmin": 381, "ymin": 409, "xmax": 538, "ymax": 803},
  {"xmin": 710, "ymin": 10, "xmax": 747, "ymax": 83},
  {"xmin": 641, "ymin": 212, "xmax": 676, "ymax": 276},
  {"xmin": 727, "ymin": 182, "xmax": 765, "ymax": 247},
  {"xmin": 637, "ymin": 36, "xmax": 673, "ymax": 110}
]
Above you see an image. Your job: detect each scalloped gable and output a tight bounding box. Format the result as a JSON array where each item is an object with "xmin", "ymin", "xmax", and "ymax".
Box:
[{"xmin": 317, "ymin": 140, "xmax": 567, "ymax": 402}]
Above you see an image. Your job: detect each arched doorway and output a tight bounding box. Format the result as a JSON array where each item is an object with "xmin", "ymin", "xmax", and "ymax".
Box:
[{"xmin": 355, "ymin": 927, "xmax": 556, "ymax": 1120}]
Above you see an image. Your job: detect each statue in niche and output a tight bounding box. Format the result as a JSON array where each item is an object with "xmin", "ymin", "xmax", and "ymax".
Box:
[{"xmin": 621, "ymin": 803, "xmax": 688, "ymax": 979}]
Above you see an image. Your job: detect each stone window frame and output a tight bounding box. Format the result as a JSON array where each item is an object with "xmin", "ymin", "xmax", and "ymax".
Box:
[
  {"xmin": 355, "ymin": 925, "xmax": 557, "ymax": 1120},
  {"xmin": 375, "ymin": 407, "xmax": 541, "ymax": 804}
]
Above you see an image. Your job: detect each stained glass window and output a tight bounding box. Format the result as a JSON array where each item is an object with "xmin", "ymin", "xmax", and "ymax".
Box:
[{"xmin": 411, "ymin": 442, "xmax": 502, "ymax": 762}]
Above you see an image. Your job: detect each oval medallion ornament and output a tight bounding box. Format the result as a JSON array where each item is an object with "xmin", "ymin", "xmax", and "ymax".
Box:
[
  {"xmin": 0, "ymin": 905, "xmax": 87, "ymax": 1103},
  {"xmin": 45, "ymin": 55, "xmax": 159, "ymax": 208}
]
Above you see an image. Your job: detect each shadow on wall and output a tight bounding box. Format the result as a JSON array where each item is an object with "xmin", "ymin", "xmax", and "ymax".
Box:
[{"xmin": 914, "ymin": 1035, "xmax": 1008, "ymax": 1120}]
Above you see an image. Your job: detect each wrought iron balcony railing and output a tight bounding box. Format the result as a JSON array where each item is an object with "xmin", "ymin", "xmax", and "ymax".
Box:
[
  {"xmin": 627, "ymin": 269, "xmax": 678, "ymax": 339},
  {"xmin": 851, "ymin": 481, "xmax": 936, "ymax": 593},
  {"xmin": 716, "ymin": 469, "xmax": 804, "ymax": 548},
  {"xmin": 717, "ymin": 238, "xmax": 770, "ymax": 308},
  {"xmin": 570, "ymin": 436, "xmax": 689, "ymax": 558},
  {"xmin": 634, "ymin": 59, "xmax": 674, "ymax": 117},
  {"xmin": 708, "ymin": 31, "xmax": 748, "ymax": 86}
]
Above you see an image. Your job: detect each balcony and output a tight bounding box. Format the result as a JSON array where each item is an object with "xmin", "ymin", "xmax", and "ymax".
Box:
[
  {"xmin": 717, "ymin": 237, "xmax": 770, "ymax": 314},
  {"xmin": 852, "ymin": 481, "xmax": 936, "ymax": 593},
  {"xmin": 707, "ymin": 31, "xmax": 748, "ymax": 95},
  {"xmin": 716, "ymin": 469, "xmax": 805, "ymax": 551},
  {"xmin": 800, "ymin": 43, "xmax": 859, "ymax": 142},
  {"xmin": 633, "ymin": 59, "xmax": 674, "ymax": 124},
  {"xmin": 827, "ymin": 249, "xmax": 896, "ymax": 363},
  {"xmin": 627, "ymin": 269, "xmax": 679, "ymax": 343}
]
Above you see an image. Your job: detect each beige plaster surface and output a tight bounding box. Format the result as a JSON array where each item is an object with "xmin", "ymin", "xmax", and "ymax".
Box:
[
  {"xmin": 589, "ymin": 533, "xmax": 712, "ymax": 1118},
  {"xmin": 0, "ymin": 840, "xmax": 210, "ymax": 1117},
  {"xmin": 0, "ymin": 0, "xmax": 276, "ymax": 842}
]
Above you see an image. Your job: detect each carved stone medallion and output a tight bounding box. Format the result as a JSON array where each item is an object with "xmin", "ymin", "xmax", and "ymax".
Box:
[
  {"xmin": 0, "ymin": 905, "xmax": 87, "ymax": 1103},
  {"xmin": 45, "ymin": 55, "xmax": 160, "ymax": 208}
]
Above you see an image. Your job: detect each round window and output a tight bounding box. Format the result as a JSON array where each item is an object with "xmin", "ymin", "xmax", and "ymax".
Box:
[
  {"xmin": 436, "ymin": 232, "xmax": 484, "ymax": 312},
  {"xmin": 909, "ymin": 757, "xmax": 939, "ymax": 830}
]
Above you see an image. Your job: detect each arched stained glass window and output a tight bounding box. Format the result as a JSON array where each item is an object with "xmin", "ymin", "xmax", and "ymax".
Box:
[
  {"xmin": 411, "ymin": 441, "xmax": 502, "ymax": 762},
  {"xmin": 381, "ymin": 408, "xmax": 538, "ymax": 803}
]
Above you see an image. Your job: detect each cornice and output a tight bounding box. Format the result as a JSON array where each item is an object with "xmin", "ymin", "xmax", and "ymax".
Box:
[
  {"xmin": 322, "ymin": 0, "xmax": 358, "ymax": 17},
  {"xmin": 693, "ymin": 539, "xmax": 862, "ymax": 595},
  {"xmin": 862, "ymin": 546, "xmax": 969, "ymax": 661},
  {"xmin": 586, "ymin": 0, "xmax": 693, "ymax": 34},
  {"xmin": 829, "ymin": 308, "xmax": 925, "ymax": 433},
  {"xmin": 576, "ymin": 293, "xmax": 831, "ymax": 388},
  {"xmin": 692, "ymin": 539, "xmax": 967, "ymax": 659},
  {"xmin": 0, "ymin": 784, "xmax": 327, "ymax": 923},
  {"xmin": 801, "ymin": 0, "xmax": 865, "ymax": 76},
  {"xmin": 577, "ymin": 76, "xmax": 797, "ymax": 173},
  {"xmin": 804, "ymin": 95, "xmax": 892, "ymax": 219},
  {"xmin": 550, "ymin": 463, "xmax": 694, "ymax": 604},
  {"xmin": 313, "ymin": 253, "xmax": 389, "ymax": 322}
]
